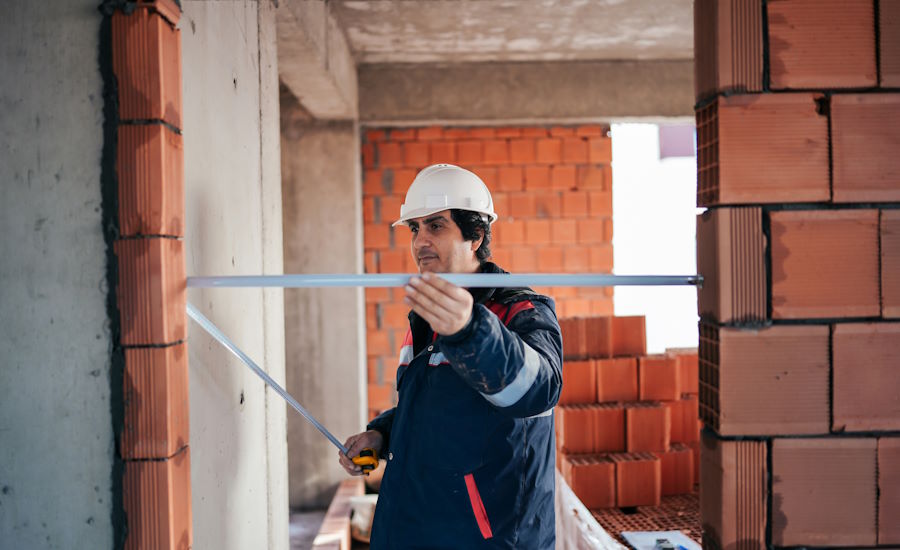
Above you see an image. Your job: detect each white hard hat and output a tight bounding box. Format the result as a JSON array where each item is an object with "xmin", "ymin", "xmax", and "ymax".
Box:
[{"xmin": 392, "ymin": 164, "xmax": 498, "ymax": 227}]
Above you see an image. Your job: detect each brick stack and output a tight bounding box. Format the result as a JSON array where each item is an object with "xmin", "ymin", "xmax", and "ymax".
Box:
[
  {"xmin": 695, "ymin": 1, "xmax": 899, "ymax": 548},
  {"xmin": 555, "ymin": 315, "xmax": 701, "ymax": 509},
  {"xmin": 109, "ymin": 1, "xmax": 191, "ymax": 549},
  {"xmin": 361, "ymin": 125, "xmax": 614, "ymax": 419}
]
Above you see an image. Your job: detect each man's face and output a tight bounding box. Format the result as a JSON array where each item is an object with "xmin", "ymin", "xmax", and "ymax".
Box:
[{"xmin": 405, "ymin": 210, "xmax": 481, "ymax": 274}]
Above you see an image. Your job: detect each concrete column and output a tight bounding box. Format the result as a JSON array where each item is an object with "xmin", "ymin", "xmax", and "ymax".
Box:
[
  {"xmin": 0, "ymin": 1, "xmax": 113, "ymax": 548},
  {"xmin": 280, "ymin": 108, "xmax": 366, "ymax": 508}
]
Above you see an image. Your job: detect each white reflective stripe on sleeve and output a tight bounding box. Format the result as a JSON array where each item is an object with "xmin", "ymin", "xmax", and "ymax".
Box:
[
  {"xmin": 525, "ymin": 408, "xmax": 553, "ymax": 419},
  {"xmin": 428, "ymin": 352, "xmax": 447, "ymax": 366},
  {"xmin": 479, "ymin": 341, "xmax": 543, "ymax": 408},
  {"xmin": 398, "ymin": 345, "xmax": 413, "ymax": 366}
]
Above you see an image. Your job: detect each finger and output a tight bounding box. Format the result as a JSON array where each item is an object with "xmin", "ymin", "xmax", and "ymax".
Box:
[
  {"xmin": 421, "ymin": 272, "xmax": 470, "ymax": 304},
  {"xmin": 409, "ymin": 276, "xmax": 463, "ymax": 311},
  {"xmin": 405, "ymin": 292, "xmax": 451, "ymax": 329},
  {"xmin": 405, "ymin": 281, "xmax": 455, "ymax": 320}
]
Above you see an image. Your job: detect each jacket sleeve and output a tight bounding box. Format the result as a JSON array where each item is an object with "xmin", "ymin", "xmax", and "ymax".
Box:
[
  {"xmin": 366, "ymin": 408, "xmax": 394, "ymax": 453},
  {"xmin": 438, "ymin": 299, "xmax": 563, "ymax": 418}
]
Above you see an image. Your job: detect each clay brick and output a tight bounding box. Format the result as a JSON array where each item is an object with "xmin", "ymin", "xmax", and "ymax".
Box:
[
  {"xmin": 393, "ymin": 226, "xmax": 412, "ymax": 249},
  {"xmin": 884, "ymin": 210, "xmax": 900, "ymax": 318},
  {"xmin": 137, "ymin": 0, "xmax": 181, "ymax": 26},
  {"xmin": 565, "ymin": 299, "xmax": 591, "ymax": 317},
  {"xmin": 466, "ymin": 127, "xmax": 495, "ymax": 139},
  {"xmin": 377, "ymin": 142, "xmax": 403, "ymax": 167},
  {"xmin": 443, "ymin": 128, "xmax": 468, "ymax": 139},
  {"xmin": 559, "ymin": 360, "xmax": 596, "ymax": 405},
  {"xmin": 654, "ymin": 443, "xmax": 694, "ymax": 496},
  {"xmin": 879, "ymin": 438, "xmax": 900, "ymax": 544},
  {"xmin": 883, "ymin": 0, "xmax": 900, "ymax": 87},
  {"xmin": 772, "ymin": 438, "xmax": 877, "ymax": 547},
  {"xmin": 523, "ymin": 165, "xmax": 551, "ymax": 189},
  {"xmin": 665, "ymin": 400, "xmax": 685, "ymax": 444},
  {"xmin": 576, "ymin": 125, "xmax": 607, "ymax": 137},
  {"xmin": 832, "ymin": 94, "xmax": 900, "ymax": 202},
  {"xmin": 561, "ymin": 192, "xmax": 588, "ymax": 218},
  {"xmin": 666, "ymin": 348, "xmax": 698, "ymax": 395},
  {"xmin": 470, "ymin": 166, "xmax": 497, "ymax": 189},
  {"xmin": 611, "ymin": 316, "xmax": 646, "ymax": 357},
  {"xmin": 693, "ymin": 0, "xmax": 764, "ymax": 102},
  {"xmin": 366, "ymin": 303, "xmax": 378, "ymax": 330},
  {"xmin": 368, "ymin": 383, "xmax": 393, "ymax": 412},
  {"xmin": 536, "ymin": 246, "xmax": 564, "ymax": 272},
  {"xmin": 698, "ymin": 323, "xmax": 829, "ymax": 436},
  {"xmin": 489, "ymin": 248, "xmax": 511, "ymax": 269},
  {"xmin": 363, "ymin": 169, "xmax": 385, "ymax": 195},
  {"xmin": 509, "ymin": 247, "xmax": 537, "ymax": 273},
  {"xmin": 557, "ymin": 404, "xmax": 624, "ymax": 454},
  {"xmin": 699, "ymin": 432, "xmax": 766, "ymax": 550},
  {"xmin": 583, "ymin": 316, "xmax": 613, "ymax": 359},
  {"xmin": 507, "ymin": 193, "xmax": 535, "ymax": 219},
  {"xmin": 563, "ymin": 248, "xmax": 589, "ymax": 272},
  {"xmin": 456, "ymin": 141, "xmax": 482, "ymax": 165},
  {"xmin": 770, "ymin": 209, "xmax": 880, "ymax": 319},
  {"xmin": 611, "ymin": 452, "xmax": 662, "ymax": 507},
  {"xmin": 525, "ymin": 219, "xmax": 552, "ymax": 245},
  {"xmin": 588, "ymin": 137, "xmax": 612, "ymax": 163},
  {"xmin": 559, "ymin": 317, "xmax": 586, "ymax": 360},
  {"xmin": 117, "ymin": 125, "xmax": 183, "ymax": 237},
  {"xmin": 495, "ymin": 166, "xmax": 523, "ymax": 192},
  {"xmin": 626, "ymin": 402, "xmax": 670, "ymax": 453},
  {"xmin": 403, "ymin": 141, "xmax": 429, "ymax": 167},
  {"xmin": 521, "ymin": 127, "xmax": 550, "ymax": 138},
  {"xmin": 564, "ymin": 455, "xmax": 616, "ymax": 509},
  {"xmin": 364, "ymin": 251, "xmax": 377, "ymax": 274},
  {"xmin": 116, "ymin": 238, "xmax": 185, "ymax": 346},
  {"xmin": 588, "ymin": 190, "xmax": 612, "ymax": 217},
  {"xmin": 365, "ymin": 287, "xmax": 390, "ymax": 304},
  {"xmin": 362, "ymin": 143, "xmax": 376, "ymax": 169},
  {"xmin": 696, "ymin": 207, "xmax": 766, "ymax": 324},
  {"xmin": 491, "ymin": 192, "xmax": 509, "ymax": 218},
  {"xmin": 767, "ymin": 0, "xmax": 876, "ymax": 90},
  {"xmin": 416, "ymin": 126, "xmax": 443, "ymax": 140},
  {"xmin": 575, "ymin": 219, "xmax": 604, "ymax": 244},
  {"xmin": 363, "ymin": 223, "xmax": 390, "ymax": 250},
  {"xmin": 121, "ymin": 343, "xmax": 188, "ymax": 459},
  {"xmin": 638, "ymin": 355, "xmax": 681, "ymax": 401},
  {"xmin": 494, "ymin": 220, "xmax": 525, "ymax": 246},
  {"xmin": 429, "ymin": 141, "xmax": 456, "ymax": 163},
  {"xmin": 696, "ymin": 94, "xmax": 829, "ymax": 206},
  {"xmin": 363, "ymin": 197, "xmax": 376, "ymax": 224},
  {"xmin": 366, "ymin": 330, "xmax": 392, "ymax": 357},
  {"xmin": 495, "ymin": 127, "xmax": 522, "ymax": 138},
  {"xmin": 378, "ymin": 195, "xmax": 403, "ymax": 223},
  {"xmin": 535, "ymin": 139, "xmax": 562, "ymax": 164},
  {"xmin": 509, "ymin": 139, "xmax": 536, "ymax": 164},
  {"xmin": 680, "ymin": 394, "xmax": 700, "ymax": 444},
  {"xmin": 561, "ymin": 138, "xmax": 588, "ymax": 164},
  {"xmin": 577, "ymin": 166, "xmax": 608, "ymax": 190},
  {"xmin": 551, "ymin": 219, "xmax": 577, "ymax": 245},
  {"xmin": 378, "ymin": 249, "xmax": 405, "ymax": 273},
  {"xmin": 595, "ymin": 357, "xmax": 638, "ymax": 402},
  {"xmin": 589, "ymin": 246, "xmax": 614, "ymax": 272},
  {"xmin": 534, "ymin": 191, "xmax": 561, "ymax": 218},
  {"xmin": 482, "ymin": 140, "xmax": 509, "ymax": 165},
  {"xmin": 365, "ymin": 129, "xmax": 387, "ymax": 142},
  {"xmin": 833, "ymin": 323, "xmax": 900, "ymax": 432},
  {"xmin": 550, "ymin": 165, "xmax": 576, "ymax": 190},
  {"xmin": 389, "ymin": 128, "xmax": 416, "ymax": 141},
  {"xmin": 112, "ymin": 9, "xmax": 182, "ymax": 127},
  {"xmin": 381, "ymin": 303, "xmax": 409, "ymax": 330},
  {"xmin": 123, "ymin": 446, "xmax": 191, "ymax": 550},
  {"xmin": 550, "ymin": 126, "xmax": 575, "ymax": 137},
  {"xmin": 392, "ymin": 168, "xmax": 417, "ymax": 193}
]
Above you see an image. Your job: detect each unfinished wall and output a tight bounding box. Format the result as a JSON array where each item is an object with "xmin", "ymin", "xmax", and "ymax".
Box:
[
  {"xmin": 180, "ymin": 1, "xmax": 288, "ymax": 548},
  {"xmin": 695, "ymin": 1, "xmax": 900, "ymax": 547},
  {"xmin": 280, "ymin": 113, "xmax": 366, "ymax": 509},
  {"xmin": 361, "ymin": 125, "xmax": 615, "ymax": 417},
  {"xmin": 0, "ymin": 1, "xmax": 115, "ymax": 548}
]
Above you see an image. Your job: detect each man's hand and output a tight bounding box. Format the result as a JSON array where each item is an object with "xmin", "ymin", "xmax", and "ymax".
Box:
[
  {"xmin": 404, "ymin": 272, "xmax": 474, "ymax": 336},
  {"xmin": 338, "ymin": 430, "xmax": 384, "ymax": 476}
]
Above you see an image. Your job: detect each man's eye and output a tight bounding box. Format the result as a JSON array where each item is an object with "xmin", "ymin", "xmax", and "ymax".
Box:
[
  {"xmin": 430, "ymin": 224, "xmax": 441, "ymax": 231},
  {"xmin": 410, "ymin": 226, "xmax": 418, "ymax": 233}
]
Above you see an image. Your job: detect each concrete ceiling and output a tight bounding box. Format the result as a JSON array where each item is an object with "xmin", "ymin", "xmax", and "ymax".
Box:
[{"xmin": 331, "ymin": 0, "xmax": 694, "ymax": 64}]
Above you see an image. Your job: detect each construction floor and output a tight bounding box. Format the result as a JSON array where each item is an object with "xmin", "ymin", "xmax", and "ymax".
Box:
[{"xmin": 591, "ymin": 493, "xmax": 701, "ymax": 546}]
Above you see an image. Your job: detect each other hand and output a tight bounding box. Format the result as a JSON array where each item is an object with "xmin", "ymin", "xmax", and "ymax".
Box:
[{"xmin": 338, "ymin": 430, "xmax": 384, "ymax": 476}]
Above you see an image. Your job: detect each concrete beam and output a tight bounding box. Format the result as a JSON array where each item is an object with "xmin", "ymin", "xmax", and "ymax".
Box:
[
  {"xmin": 277, "ymin": 0, "xmax": 357, "ymax": 120},
  {"xmin": 359, "ymin": 59, "xmax": 694, "ymax": 125}
]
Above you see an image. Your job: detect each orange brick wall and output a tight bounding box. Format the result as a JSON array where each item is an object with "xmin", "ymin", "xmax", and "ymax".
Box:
[{"xmin": 361, "ymin": 125, "xmax": 614, "ymax": 418}]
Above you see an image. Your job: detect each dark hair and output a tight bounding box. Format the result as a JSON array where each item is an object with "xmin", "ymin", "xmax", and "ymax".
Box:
[{"xmin": 450, "ymin": 209, "xmax": 492, "ymax": 264}]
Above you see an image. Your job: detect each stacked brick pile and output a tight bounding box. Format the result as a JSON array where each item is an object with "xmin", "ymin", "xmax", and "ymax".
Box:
[
  {"xmin": 695, "ymin": 1, "xmax": 899, "ymax": 547},
  {"xmin": 554, "ymin": 315, "xmax": 701, "ymax": 509},
  {"xmin": 361, "ymin": 124, "xmax": 614, "ymax": 419}
]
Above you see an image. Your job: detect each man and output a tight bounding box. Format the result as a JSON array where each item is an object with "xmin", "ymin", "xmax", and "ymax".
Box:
[{"xmin": 339, "ymin": 164, "xmax": 563, "ymax": 549}]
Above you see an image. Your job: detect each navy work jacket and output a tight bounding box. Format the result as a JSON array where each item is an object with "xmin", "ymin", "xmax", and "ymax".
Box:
[{"xmin": 367, "ymin": 262, "xmax": 563, "ymax": 549}]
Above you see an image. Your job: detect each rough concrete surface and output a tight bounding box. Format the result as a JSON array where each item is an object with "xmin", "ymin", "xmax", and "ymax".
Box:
[
  {"xmin": 280, "ymin": 116, "xmax": 367, "ymax": 509},
  {"xmin": 358, "ymin": 59, "xmax": 694, "ymax": 124},
  {"xmin": 332, "ymin": 0, "xmax": 693, "ymax": 63},
  {"xmin": 180, "ymin": 1, "xmax": 288, "ymax": 548},
  {"xmin": 0, "ymin": 1, "xmax": 114, "ymax": 548}
]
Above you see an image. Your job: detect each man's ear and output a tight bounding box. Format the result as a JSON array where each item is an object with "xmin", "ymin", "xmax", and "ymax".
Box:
[{"xmin": 470, "ymin": 229, "xmax": 484, "ymax": 252}]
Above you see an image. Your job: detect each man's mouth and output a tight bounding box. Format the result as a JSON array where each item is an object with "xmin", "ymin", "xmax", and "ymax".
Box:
[{"xmin": 418, "ymin": 255, "xmax": 437, "ymax": 263}]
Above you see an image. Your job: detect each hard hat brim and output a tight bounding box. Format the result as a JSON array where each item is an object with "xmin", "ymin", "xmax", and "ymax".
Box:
[{"xmin": 392, "ymin": 206, "xmax": 497, "ymax": 227}]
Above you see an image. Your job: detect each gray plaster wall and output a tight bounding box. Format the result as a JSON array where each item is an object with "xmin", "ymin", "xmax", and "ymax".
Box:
[
  {"xmin": 280, "ymin": 113, "xmax": 367, "ymax": 509},
  {"xmin": 0, "ymin": 1, "xmax": 114, "ymax": 548},
  {"xmin": 180, "ymin": 1, "xmax": 288, "ymax": 548}
]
